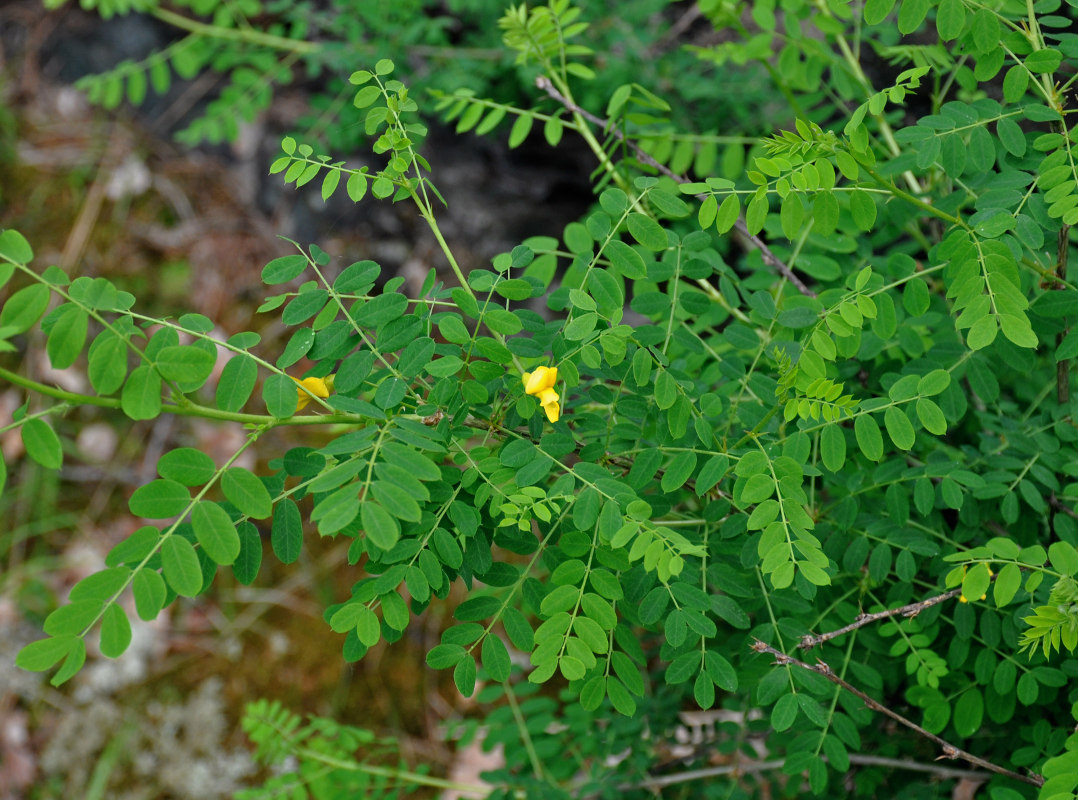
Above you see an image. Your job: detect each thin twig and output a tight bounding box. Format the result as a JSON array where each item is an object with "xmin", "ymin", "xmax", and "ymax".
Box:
[
  {"xmin": 617, "ymin": 759, "xmax": 787, "ymax": 793},
  {"xmin": 1050, "ymin": 493, "xmax": 1078, "ymax": 520},
  {"xmin": 798, "ymin": 587, "xmax": 965, "ymax": 649},
  {"xmin": 535, "ymin": 76, "xmax": 817, "ymax": 298},
  {"xmin": 751, "ymin": 640, "xmax": 1044, "ymax": 788},
  {"xmin": 645, "ymin": 2, "xmax": 704, "ymax": 58},
  {"xmin": 1056, "ymin": 219, "xmax": 1071, "ymax": 406},
  {"xmin": 583, "ymin": 747, "xmax": 1000, "ymax": 797},
  {"xmin": 601, "ymin": 752, "xmax": 997, "ymax": 796},
  {"xmin": 1052, "ymin": 109, "xmax": 1072, "ymax": 407},
  {"xmin": 846, "ymin": 753, "xmax": 991, "ymax": 780}
]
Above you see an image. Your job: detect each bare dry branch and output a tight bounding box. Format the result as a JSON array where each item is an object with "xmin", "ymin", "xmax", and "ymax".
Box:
[
  {"xmin": 582, "ymin": 745, "xmax": 1004, "ymax": 797},
  {"xmin": 798, "ymin": 587, "xmax": 965, "ymax": 649},
  {"xmin": 751, "ymin": 639, "xmax": 1044, "ymax": 788}
]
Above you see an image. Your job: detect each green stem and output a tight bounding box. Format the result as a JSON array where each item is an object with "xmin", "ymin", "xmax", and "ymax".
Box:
[
  {"xmin": 286, "ymin": 747, "xmax": 489, "ymax": 795},
  {"xmin": 506, "ymin": 682, "xmax": 550, "ymax": 782},
  {"xmin": 421, "ymin": 208, "xmax": 474, "ymax": 302},
  {"xmin": 540, "ymin": 75, "xmax": 640, "ymax": 209},
  {"xmin": 151, "ymin": 7, "xmax": 320, "ymax": 55},
  {"xmin": 79, "ymin": 426, "xmax": 266, "ymax": 640},
  {"xmin": 0, "ymin": 366, "xmax": 117, "ymax": 409},
  {"xmin": 814, "ymin": 0, "xmax": 922, "ymax": 195},
  {"xmin": 754, "ymin": 568, "xmax": 795, "ymax": 693},
  {"xmin": 859, "ymin": 163, "xmax": 965, "ymax": 229},
  {"xmin": 0, "ymin": 402, "xmax": 71, "ymax": 435},
  {"xmin": 730, "ymin": 403, "xmax": 782, "ymax": 452},
  {"xmin": 0, "ymin": 365, "xmax": 372, "ymax": 427}
]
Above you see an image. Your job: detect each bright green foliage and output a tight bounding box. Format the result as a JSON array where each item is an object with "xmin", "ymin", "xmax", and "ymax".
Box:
[
  {"xmin": 6, "ymin": 0, "xmax": 1078, "ymax": 798},
  {"xmin": 238, "ymin": 698, "xmax": 411, "ymax": 799}
]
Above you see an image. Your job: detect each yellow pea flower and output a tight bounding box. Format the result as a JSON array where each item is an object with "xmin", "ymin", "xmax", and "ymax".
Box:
[
  {"xmin": 294, "ymin": 375, "xmax": 332, "ymax": 411},
  {"xmin": 522, "ymin": 366, "xmax": 560, "ymax": 423}
]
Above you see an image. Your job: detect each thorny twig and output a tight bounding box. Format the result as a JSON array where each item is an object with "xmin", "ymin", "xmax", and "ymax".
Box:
[
  {"xmin": 603, "ymin": 754, "xmax": 996, "ymax": 797},
  {"xmin": 801, "ymin": 569, "xmax": 1006, "ymax": 649},
  {"xmin": 535, "ymin": 76, "xmax": 817, "ymax": 298},
  {"xmin": 751, "ymin": 640, "xmax": 1044, "ymax": 788},
  {"xmin": 798, "ymin": 587, "xmax": 965, "ymax": 649},
  {"xmin": 594, "ymin": 753, "xmax": 998, "ymax": 796}
]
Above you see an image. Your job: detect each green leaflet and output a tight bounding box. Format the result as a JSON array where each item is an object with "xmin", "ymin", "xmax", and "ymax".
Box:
[
  {"xmin": 156, "ymin": 344, "xmax": 216, "ymax": 385},
  {"xmin": 216, "ymin": 355, "xmax": 258, "ymax": 412},
  {"xmin": 0, "ymin": 229, "xmax": 34, "ymax": 263},
  {"xmin": 99, "ymin": 604, "xmax": 132, "ymax": 658},
  {"xmin": 191, "ymin": 501, "xmax": 241, "ymax": 565},
  {"xmin": 158, "ymin": 448, "xmax": 216, "ymax": 486},
  {"xmin": 221, "ymin": 467, "xmax": 273, "ymax": 519},
  {"xmin": 272, "ymin": 499, "xmax": 303, "ymax": 564},
  {"xmin": 21, "ymin": 418, "xmax": 63, "ymax": 470},
  {"xmin": 0, "ymin": 283, "xmax": 50, "ymax": 334},
  {"xmin": 129, "ymin": 479, "xmax": 190, "ymax": 518},
  {"xmin": 161, "ymin": 536, "xmax": 203, "ymax": 597},
  {"xmin": 121, "ymin": 366, "xmax": 162, "ymax": 420}
]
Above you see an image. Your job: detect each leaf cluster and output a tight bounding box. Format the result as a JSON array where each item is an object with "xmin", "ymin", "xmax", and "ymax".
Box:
[{"xmin": 8, "ymin": 0, "xmax": 1078, "ymax": 799}]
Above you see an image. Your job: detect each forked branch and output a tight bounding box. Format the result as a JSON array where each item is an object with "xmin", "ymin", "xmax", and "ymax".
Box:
[{"xmin": 751, "ymin": 640, "xmax": 1044, "ymax": 788}]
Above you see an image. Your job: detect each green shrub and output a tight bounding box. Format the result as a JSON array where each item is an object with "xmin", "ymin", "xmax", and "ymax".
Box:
[{"xmin": 5, "ymin": 0, "xmax": 1078, "ymax": 797}]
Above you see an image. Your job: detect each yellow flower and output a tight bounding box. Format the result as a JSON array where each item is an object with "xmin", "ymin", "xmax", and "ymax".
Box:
[
  {"xmin": 522, "ymin": 366, "xmax": 560, "ymax": 423},
  {"xmin": 523, "ymin": 366, "xmax": 557, "ymax": 395},
  {"xmin": 294, "ymin": 375, "xmax": 331, "ymax": 411}
]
